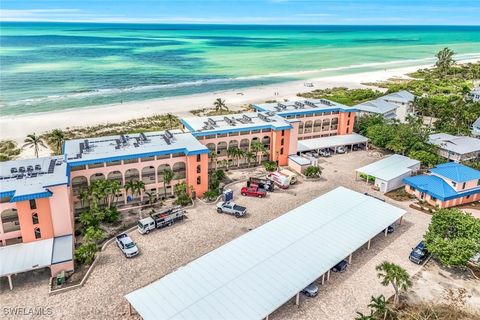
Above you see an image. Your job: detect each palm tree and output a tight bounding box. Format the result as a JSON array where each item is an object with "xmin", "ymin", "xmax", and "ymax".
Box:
[
  {"xmin": 376, "ymin": 261, "xmax": 412, "ymax": 307},
  {"xmin": 145, "ymin": 191, "xmax": 157, "ymax": 206},
  {"xmin": 78, "ymin": 189, "xmax": 89, "ymax": 208},
  {"xmin": 134, "ymin": 180, "xmax": 145, "ymax": 200},
  {"xmin": 124, "ymin": 180, "xmax": 136, "ymax": 201},
  {"xmin": 49, "ymin": 129, "xmax": 65, "ymax": 155},
  {"xmin": 208, "ymin": 152, "xmax": 217, "ymax": 171},
  {"xmin": 244, "ymin": 151, "xmax": 255, "ymax": 167},
  {"xmin": 23, "ymin": 133, "xmax": 46, "ymax": 158},
  {"xmin": 368, "ymin": 295, "xmax": 391, "ymax": 320},
  {"xmin": 213, "ymin": 98, "xmax": 228, "ymax": 113},
  {"xmin": 435, "ymin": 47, "xmax": 455, "ymax": 78},
  {"xmin": 162, "ymin": 168, "xmax": 174, "ymax": 198},
  {"xmin": 106, "ymin": 180, "xmax": 120, "ymax": 207},
  {"xmin": 251, "ymin": 141, "xmax": 266, "ymax": 165}
]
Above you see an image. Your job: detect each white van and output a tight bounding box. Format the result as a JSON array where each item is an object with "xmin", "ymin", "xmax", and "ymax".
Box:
[{"xmin": 267, "ymin": 170, "xmax": 297, "ymax": 189}]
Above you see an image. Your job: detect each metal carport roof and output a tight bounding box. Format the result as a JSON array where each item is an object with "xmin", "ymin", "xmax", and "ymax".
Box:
[
  {"xmin": 356, "ymin": 154, "xmax": 420, "ymax": 181},
  {"xmin": 297, "ymin": 133, "xmax": 368, "ymax": 152},
  {"xmin": 125, "ymin": 187, "xmax": 405, "ymax": 320}
]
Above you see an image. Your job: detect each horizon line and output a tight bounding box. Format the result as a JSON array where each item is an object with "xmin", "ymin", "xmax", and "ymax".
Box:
[{"xmin": 2, "ymin": 20, "xmax": 480, "ymax": 27}]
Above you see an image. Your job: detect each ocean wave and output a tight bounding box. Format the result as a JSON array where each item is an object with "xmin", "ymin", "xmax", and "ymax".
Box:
[{"xmin": 3, "ymin": 53, "xmax": 480, "ymax": 107}]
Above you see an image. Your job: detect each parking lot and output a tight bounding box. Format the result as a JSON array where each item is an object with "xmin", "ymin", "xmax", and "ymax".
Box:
[{"xmin": 0, "ymin": 150, "xmax": 432, "ymax": 320}]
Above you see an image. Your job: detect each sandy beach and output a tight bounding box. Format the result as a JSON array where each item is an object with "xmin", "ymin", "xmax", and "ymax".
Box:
[{"xmin": 0, "ymin": 60, "xmax": 476, "ymax": 145}]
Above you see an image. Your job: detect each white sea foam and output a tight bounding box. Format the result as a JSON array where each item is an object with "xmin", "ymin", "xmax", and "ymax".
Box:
[{"xmin": 3, "ymin": 53, "xmax": 480, "ymax": 108}]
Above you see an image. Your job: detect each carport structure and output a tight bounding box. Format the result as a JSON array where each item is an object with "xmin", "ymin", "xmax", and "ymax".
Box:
[
  {"xmin": 125, "ymin": 187, "xmax": 405, "ymax": 320},
  {"xmin": 0, "ymin": 235, "xmax": 73, "ymax": 290},
  {"xmin": 297, "ymin": 133, "xmax": 368, "ymax": 154}
]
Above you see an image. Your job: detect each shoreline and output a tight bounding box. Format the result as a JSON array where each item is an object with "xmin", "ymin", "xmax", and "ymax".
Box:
[{"xmin": 1, "ymin": 59, "xmax": 477, "ymax": 145}]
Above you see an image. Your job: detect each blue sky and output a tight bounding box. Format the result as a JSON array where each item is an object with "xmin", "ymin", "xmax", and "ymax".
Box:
[{"xmin": 1, "ymin": 0, "xmax": 479, "ymax": 25}]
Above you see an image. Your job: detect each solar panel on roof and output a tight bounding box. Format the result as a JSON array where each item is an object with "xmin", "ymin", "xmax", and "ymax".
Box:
[{"xmin": 258, "ymin": 113, "xmax": 271, "ymax": 122}]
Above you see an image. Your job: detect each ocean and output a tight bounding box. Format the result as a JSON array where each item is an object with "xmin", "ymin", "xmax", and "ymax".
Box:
[{"xmin": 1, "ymin": 23, "xmax": 479, "ymax": 116}]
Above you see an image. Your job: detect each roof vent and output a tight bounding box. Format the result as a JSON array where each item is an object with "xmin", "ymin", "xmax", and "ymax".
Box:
[
  {"xmin": 207, "ymin": 118, "xmax": 217, "ymax": 126},
  {"xmin": 258, "ymin": 113, "xmax": 271, "ymax": 122}
]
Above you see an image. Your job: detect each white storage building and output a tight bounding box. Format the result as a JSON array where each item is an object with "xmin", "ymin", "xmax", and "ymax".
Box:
[{"xmin": 356, "ymin": 154, "xmax": 421, "ymax": 193}]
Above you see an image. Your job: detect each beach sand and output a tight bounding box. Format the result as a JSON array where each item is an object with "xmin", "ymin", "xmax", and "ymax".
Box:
[{"xmin": 1, "ymin": 60, "xmax": 476, "ymax": 148}]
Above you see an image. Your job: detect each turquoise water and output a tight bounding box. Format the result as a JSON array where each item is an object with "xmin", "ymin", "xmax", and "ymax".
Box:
[{"xmin": 1, "ymin": 23, "xmax": 480, "ymax": 116}]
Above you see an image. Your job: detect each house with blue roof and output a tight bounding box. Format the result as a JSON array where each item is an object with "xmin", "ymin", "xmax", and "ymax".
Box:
[{"xmin": 403, "ymin": 162, "xmax": 480, "ymax": 208}]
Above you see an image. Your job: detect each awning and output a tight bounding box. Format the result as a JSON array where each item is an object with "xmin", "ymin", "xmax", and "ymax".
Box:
[{"xmin": 298, "ymin": 133, "xmax": 368, "ymax": 152}]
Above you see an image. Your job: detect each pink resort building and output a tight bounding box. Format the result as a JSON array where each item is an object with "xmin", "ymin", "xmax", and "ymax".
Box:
[
  {"xmin": 1, "ymin": 99, "xmax": 366, "ymax": 288},
  {"xmin": 64, "ymin": 129, "xmax": 210, "ymax": 211},
  {"xmin": 0, "ymin": 157, "xmax": 74, "ymax": 288}
]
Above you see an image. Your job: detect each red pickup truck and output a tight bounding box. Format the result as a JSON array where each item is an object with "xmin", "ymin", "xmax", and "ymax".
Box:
[{"xmin": 241, "ymin": 186, "xmax": 267, "ymax": 198}]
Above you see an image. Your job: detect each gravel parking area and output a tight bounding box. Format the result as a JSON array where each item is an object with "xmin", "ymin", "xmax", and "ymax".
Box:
[{"xmin": 0, "ymin": 150, "xmax": 432, "ymax": 320}]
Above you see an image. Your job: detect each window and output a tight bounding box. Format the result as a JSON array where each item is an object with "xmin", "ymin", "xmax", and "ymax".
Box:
[
  {"xmin": 346, "ymin": 128, "xmax": 350, "ymax": 134},
  {"xmin": 156, "ymin": 154, "xmax": 170, "ymax": 160},
  {"xmin": 197, "ymin": 176, "xmax": 201, "ymax": 185},
  {"xmin": 197, "ymin": 154, "xmax": 201, "ymax": 162},
  {"xmin": 123, "ymin": 158, "xmax": 138, "ymax": 164},
  {"xmin": 171, "ymin": 153, "xmax": 184, "ymax": 158},
  {"xmin": 280, "ymin": 148, "xmax": 284, "ymax": 155},
  {"xmin": 281, "ymin": 130, "xmax": 285, "ymax": 136},
  {"xmin": 71, "ymin": 165, "xmax": 86, "ymax": 171},
  {"xmin": 240, "ymin": 131, "xmax": 250, "ymax": 135},
  {"xmin": 216, "ymin": 133, "xmax": 227, "ymax": 138},
  {"xmin": 34, "ymin": 227, "xmax": 41, "ymax": 239},
  {"xmin": 106, "ymin": 160, "xmax": 121, "ymax": 167},
  {"xmin": 281, "ymin": 138, "xmax": 284, "ymax": 146},
  {"xmin": 228, "ymin": 132, "xmax": 239, "ymax": 136},
  {"xmin": 88, "ymin": 163, "xmax": 104, "ymax": 169},
  {"xmin": 140, "ymin": 156, "xmax": 155, "ymax": 162},
  {"xmin": 431, "ymin": 196, "xmax": 437, "ymax": 201},
  {"xmin": 452, "ymin": 181, "xmax": 457, "ymax": 187},
  {"xmin": 251, "ymin": 129, "xmax": 260, "ymax": 134},
  {"xmin": 197, "ymin": 164, "xmax": 201, "ymax": 174},
  {"xmin": 261, "ymin": 129, "xmax": 271, "ymax": 133},
  {"xmin": 205, "ymin": 135, "xmax": 216, "ymax": 139},
  {"xmin": 32, "ymin": 212, "xmax": 39, "ymax": 224},
  {"xmin": 462, "ymin": 182, "xmax": 466, "ymax": 189},
  {"xmin": 29, "ymin": 199, "xmax": 37, "ymax": 210},
  {"xmin": 478, "ymin": 179, "xmax": 480, "ymax": 186}
]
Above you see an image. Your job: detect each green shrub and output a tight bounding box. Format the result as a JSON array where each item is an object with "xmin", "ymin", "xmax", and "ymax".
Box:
[
  {"xmin": 304, "ymin": 166, "xmax": 321, "ymax": 178},
  {"xmin": 74, "ymin": 243, "xmax": 97, "ymax": 265},
  {"xmin": 263, "ymin": 161, "xmax": 277, "ymax": 172}
]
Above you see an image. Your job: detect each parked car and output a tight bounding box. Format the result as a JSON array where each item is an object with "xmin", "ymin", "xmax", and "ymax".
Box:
[
  {"xmin": 241, "ymin": 186, "xmax": 267, "ymax": 198},
  {"xmin": 216, "ymin": 201, "xmax": 247, "ymax": 217},
  {"xmin": 409, "ymin": 241, "xmax": 428, "ymax": 264},
  {"xmin": 301, "ymin": 282, "xmax": 319, "ymax": 297},
  {"xmin": 352, "ymin": 144, "xmax": 364, "ymax": 151},
  {"xmin": 331, "ymin": 260, "xmax": 348, "ymax": 272},
  {"xmin": 318, "ymin": 149, "xmax": 331, "ymax": 157},
  {"xmin": 335, "ymin": 146, "xmax": 346, "ymax": 154},
  {"xmin": 115, "ymin": 233, "xmax": 139, "ymax": 258},
  {"xmin": 384, "ymin": 224, "xmax": 395, "ymax": 234}
]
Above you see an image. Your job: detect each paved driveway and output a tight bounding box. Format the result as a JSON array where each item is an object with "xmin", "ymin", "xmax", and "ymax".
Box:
[{"xmin": 0, "ymin": 151, "xmax": 432, "ymax": 320}]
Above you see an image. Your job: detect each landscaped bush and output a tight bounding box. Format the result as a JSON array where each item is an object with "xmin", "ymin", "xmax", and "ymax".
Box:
[
  {"xmin": 263, "ymin": 161, "xmax": 277, "ymax": 172},
  {"xmin": 304, "ymin": 166, "xmax": 321, "ymax": 178},
  {"xmin": 74, "ymin": 243, "xmax": 97, "ymax": 265},
  {"xmin": 359, "ymin": 173, "xmax": 376, "ymax": 182},
  {"xmin": 174, "ymin": 182, "xmax": 193, "ymax": 206}
]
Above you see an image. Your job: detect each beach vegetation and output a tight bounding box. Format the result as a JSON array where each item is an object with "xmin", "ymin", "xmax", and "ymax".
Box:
[
  {"xmin": 23, "ymin": 133, "xmax": 46, "ymax": 158},
  {"xmin": 297, "ymin": 87, "xmax": 384, "ymax": 106},
  {"xmin": 42, "ymin": 114, "xmax": 181, "ymax": 143},
  {"xmin": 0, "ymin": 140, "xmax": 21, "ymax": 162},
  {"xmin": 424, "ymin": 208, "xmax": 480, "ymax": 267},
  {"xmin": 46, "ymin": 129, "xmax": 65, "ymax": 155}
]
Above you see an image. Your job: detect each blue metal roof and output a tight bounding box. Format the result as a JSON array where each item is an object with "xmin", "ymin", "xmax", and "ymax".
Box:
[
  {"xmin": 403, "ymin": 175, "xmax": 480, "ymax": 201},
  {"xmin": 11, "ymin": 190, "xmax": 53, "ymax": 202},
  {"xmin": 430, "ymin": 162, "xmax": 480, "ymax": 183}
]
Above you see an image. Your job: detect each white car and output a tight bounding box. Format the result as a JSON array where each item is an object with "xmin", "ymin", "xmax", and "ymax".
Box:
[{"xmin": 115, "ymin": 233, "xmax": 139, "ymax": 258}]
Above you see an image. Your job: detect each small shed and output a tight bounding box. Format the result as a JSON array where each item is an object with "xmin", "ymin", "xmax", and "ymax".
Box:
[{"xmin": 356, "ymin": 154, "xmax": 420, "ymax": 193}]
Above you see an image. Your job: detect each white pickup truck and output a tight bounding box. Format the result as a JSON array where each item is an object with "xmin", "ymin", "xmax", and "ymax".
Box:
[
  {"xmin": 115, "ymin": 233, "xmax": 139, "ymax": 258},
  {"xmin": 216, "ymin": 201, "xmax": 247, "ymax": 218}
]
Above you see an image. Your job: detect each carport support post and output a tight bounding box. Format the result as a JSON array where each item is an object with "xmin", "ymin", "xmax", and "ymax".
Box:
[
  {"xmin": 348, "ymin": 253, "xmax": 352, "ymax": 264},
  {"xmin": 399, "ymin": 216, "xmax": 403, "ymax": 225},
  {"xmin": 367, "ymin": 239, "xmax": 371, "ymax": 250},
  {"xmin": 8, "ymin": 275, "xmax": 13, "ymax": 290},
  {"xmin": 265, "ymin": 315, "xmax": 269, "ymax": 320},
  {"xmin": 295, "ymin": 292, "xmax": 300, "ymax": 306},
  {"xmin": 384, "ymin": 227, "xmax": 388, "ymax": 237},
  {"xmin": 327, "ymin": 269, "xmax": 331, "ymax": 281},
  {"xmin": 321, "ymin": 273, "xmax": 325, "ymax": 285},
  {"xmin": 128, "ymin": 302, "xmax": 132, "ymax": 316}
]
